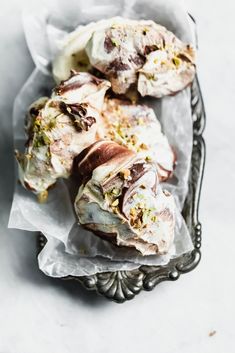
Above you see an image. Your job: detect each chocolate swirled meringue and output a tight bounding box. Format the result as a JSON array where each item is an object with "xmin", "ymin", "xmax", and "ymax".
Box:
[
  {"xmin": 15, "ymin": 72, "xmax": 110, "ymax": 200},
  {"xmin": 74, "ymin": 140, "xmax": 175, "ymax": 255},
  {"xmin": 85, "ymin": 18, "xmax": 195, "ymax": 97},
  {"xmin": 101, "ymin": 98, "xmax": 175, "ymax": 181},
  {"xmin": 53, "ymin": 19, "xmax": 117, "ymax": 83}
]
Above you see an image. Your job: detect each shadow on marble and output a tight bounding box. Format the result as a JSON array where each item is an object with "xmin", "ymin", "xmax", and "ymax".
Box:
[
  {"xmin": 8, "ymin": 228, "xmax": 109, "ymax": 307},
  {"xmin": 17, "ymin": 234, "xmax": 108, "ymax": 306}
]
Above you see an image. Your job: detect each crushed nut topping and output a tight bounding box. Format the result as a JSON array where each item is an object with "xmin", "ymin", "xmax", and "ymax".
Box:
[
  {"xmin": 129, "ymin": 201, "xmax": 157, "ymax": 229},
  {"xmin": 172, "ymin": 56, "xmax": 181, "ymax": 68},
  {"xmin": 120, "ymin": 168, "xmax": 131, "ymax": 180},
  {"xmin": 111, "ymin": 199, "xmax": 119, "ymax": 207},
  {"xmin": 37, "ymin": 190, "xmax": 48, "ymax": 203}
]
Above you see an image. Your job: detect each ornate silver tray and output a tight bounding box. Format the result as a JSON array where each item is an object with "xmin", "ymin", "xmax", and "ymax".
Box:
[{"xmin": 38, "ymin": 16, "xmax": 206, "ymax": 303}]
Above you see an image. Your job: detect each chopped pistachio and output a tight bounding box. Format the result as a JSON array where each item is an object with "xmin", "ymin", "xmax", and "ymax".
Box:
[
  {"xmin": 47, "ymin": 119, "xmax": 56, "ymax": 130},
  {"xmin": 130, "ymin": 218, "xmax": 135, "ymax": 227},
  {"xmin": 118, "ymin": 130, "xmax": 125, "ymax": 139},
  {"xmin": 130, "ymin": 208, "xmax": 136, "ymax": 217},
  {"xmin": 172, "ymin": 56, "xmax": 181, "ymax": 68},
  {"xmin": 111, "ymin": 199, "xmax": 119, "ymax": 207},
  {"xmin": 151, "ymin": 215, "xmax": 158, "ymax": 223},
  {"xmin": 147, "ymin": 74, "xmax": 155, "ymax": 80},
  {"xmin": 34, "ymin": 119, "xmax": 41, "ymax": 127},
  {"xmin": 145, "ymin": 156, "xmax": 152, "ymax": 162},
  {"xmin": 112, "ymin": 207, "xmax": 119, "ymax": 214},
  {"xmin": 33, "ymin": 136, "xmax": 45, "ymax": 148},
  {"xmin": 42, "ymin": 132, "xmax": 51, "ymax": 145},
  {"xmin": 136, "ymin": 218, "xmax": 142, "ymax": 228},
  {"xmin": 138, "ymin": 194, "xmax": 145, "ymax": 200},
  {"xmin": 48, "ymin": 101, "xmax": 57, "ymax": 108},
  {"xmin": 130, "ymin": 134, "xmax": 138, "ymax": 145},
  {"xmin": 139, "ymin": 143, "xmax": 148, "ymax": 150},
  {"xmin": 37, "ymin": 190, "xmax": 48, "ymax": 203},
  {"xmin": 111, "ymin": 38, "xmax": 119, "ymax": 47},
  {"xmin": 137, "ymin": 117, "xmax": 144, "ymax": 125},
  {"xmin": 120, "ymin": 168, "xmax": 131, "ymax": 180},
  {"xmin": 104, "ymin": 193, "xmax": 110, "ymax": 202},
  {"xmin": 112, "ymin": 188, "xmax": 120, "ymax": 196},
  {"xmin": 142, "ymin": 27, "xmax": 149, "ymax": 35}
]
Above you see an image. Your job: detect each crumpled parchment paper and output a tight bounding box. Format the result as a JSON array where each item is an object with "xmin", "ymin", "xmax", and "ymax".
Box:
[{"xmin": 8, "ymin": 0, "xmax": 195, "ymax": 277}]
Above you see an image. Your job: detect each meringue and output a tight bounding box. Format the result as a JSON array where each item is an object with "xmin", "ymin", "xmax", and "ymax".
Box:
[
  {"xmin": 74, "ymin": 140, "xmax": 175, "ymax": 255},
  {"xmin": 101, "ymin": 98, "xmax": 175, "ymax": 181},
  {"xmin": 15, "ymin": 71, "xmax": 110, "ymax": 197}
]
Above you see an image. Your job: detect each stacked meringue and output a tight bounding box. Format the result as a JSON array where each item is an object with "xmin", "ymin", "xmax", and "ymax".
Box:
[
  {"xmin": 54, "ymin": 17, "xmax": 195, "ymax": 97},
  {"xmin": 16, "ymin": 16, "xmax": 196, "ymax": 255}
]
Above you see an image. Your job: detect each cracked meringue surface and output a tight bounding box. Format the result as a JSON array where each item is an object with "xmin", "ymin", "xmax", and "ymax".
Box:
[
  {"xmin": 53, "ymin": 17, "xmax": 195, "ymax": 98},
  {"xmin": 74, "ymin": 140, "xmax": 175, "ymax": 255},
  {"xmin": 101, "ymin": 98, "xmax": 175, "ymax": 181},
  {"xmin": 85, "ymin": 17, "xmax": 195, "ymax": 96},
  {"xmin": 15, "ymin": 72, "xmax": 110, "ymax": 198}
]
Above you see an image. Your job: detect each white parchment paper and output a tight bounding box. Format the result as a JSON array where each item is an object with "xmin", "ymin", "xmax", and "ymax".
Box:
[{"xmin": 8, "ymin": 0, "xmax": 195, "ymax": 277}]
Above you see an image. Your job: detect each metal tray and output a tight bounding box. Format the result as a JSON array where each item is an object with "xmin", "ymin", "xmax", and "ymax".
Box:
[{"xmin": 38, "ymin": 16, "xmax": 206, "ymax": 303}]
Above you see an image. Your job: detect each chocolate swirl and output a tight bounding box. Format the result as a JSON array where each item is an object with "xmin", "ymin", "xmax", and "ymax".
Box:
[
  {"xmin": 59, "ymin": 102, "xmax": 96, "ymax": 132},
  {"xmin": 73, "ymin": 140, "xmax": 134, "ymax": 180},
  {"xmin": 74, "ymin": 141, "xmax": 175, "ymax": 255},
  {"xmin": 16, "ymin": 71, "xmax": 110, "ymax": 196},
  {"xmin": 85, "ymin": 18, "xmax": 196, "ymax": 97}
]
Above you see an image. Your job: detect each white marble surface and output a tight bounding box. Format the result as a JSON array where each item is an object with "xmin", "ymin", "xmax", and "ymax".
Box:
[{"xmin": 0, "ymin": 0, "xmax": 234, "ymax": 352}]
